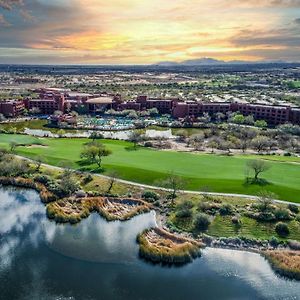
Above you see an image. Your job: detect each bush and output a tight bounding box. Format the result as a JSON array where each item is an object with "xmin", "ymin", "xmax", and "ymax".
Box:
[
  {"xmin": 144, "ymin": 141, "xmax": 153, "ymax": 148},
  {"xmin": 274, "ymin": 208, "xmax": 291, "ymax": 221},
  {"xmin": 176, "ymin": 208, "xmax": 193, "ymax": 218},
  {"xmin": 288, "ymin": 204, "xmax": 299, "ymax": 214},
  {"xmin": 142, "ymin": 190, "xmax": 159, "ymax": 201},
  {"xmin": 275, "ymin": 222, "xmax": 290, "ymax": 237},
  {"xmin": 231, "ymin": 216, "xmax": 240, "ymax": 224},
  {"xmin": 33, "ymin": 174, "xmax": 51, "ymax": 185},
  {"xmin": 269, "ymin": 236, "xmax": 280, "ymax": 247},
  {"xmin": 194, "ymin": 213, "xmax": 211, "ymax": 231},
  {"xmin": 219, "ymin": 203, "xmax": 234, "ymax": 216},
  {"xmin": 81, "ymin": 174, "xmax": 93, "ymax": 185}
]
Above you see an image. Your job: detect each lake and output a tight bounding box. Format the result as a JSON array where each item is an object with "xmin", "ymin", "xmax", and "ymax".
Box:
[{"xmin": 0, "ymin": 186, "xmax": 299, "ymax": 300}]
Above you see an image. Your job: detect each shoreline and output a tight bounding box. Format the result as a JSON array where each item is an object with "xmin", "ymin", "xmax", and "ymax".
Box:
[{"xmin": 1, "ymin": 176, "xmax": 299, "ymax": 280}]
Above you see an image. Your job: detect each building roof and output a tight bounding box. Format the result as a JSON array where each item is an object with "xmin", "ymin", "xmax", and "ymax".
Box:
[{"xmin": 86, "ymin": 97, "xmax": 114, "ymax": 104}]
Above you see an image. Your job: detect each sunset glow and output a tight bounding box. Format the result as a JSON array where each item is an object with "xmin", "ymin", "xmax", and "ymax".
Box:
[{"xmin": 0, "ymin": 0, "xmax": 299, "ymax": 64}]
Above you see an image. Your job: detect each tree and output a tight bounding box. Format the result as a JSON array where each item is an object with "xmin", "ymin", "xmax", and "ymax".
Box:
[
  {"xmin": 80, "ymin": 141, "xmax": 112, "ymax": 168},
  {"xmin": 238, "ymin": 128, "xmax": 257, "ymax": 153},
  {"xmin": 128, "ymin": 131, "xmax": 143, "ymax": 149},
  {"xmin": 246, "ymin": 159, "xmax": 271, "ymax": 181},
  {"xmin": 207, "ymin": 140, "xmax": 218, "ymax": 153},
  {"xmin": 244, "ymin": 115, "xmax": 255, "ymax": 125},
  {"xmin": 34, "ymin": 155, "xmax": 44, "ymax": 172},
  {"xmin": 254, "ymin": 120, "xmax": 267, "ymax": 128},
  {"xmin": 89, "ymin": 131, "xmax": 104, "ymax": 141},
  {"xmin": 59, "ymin": 169, "xmax": 79, "ymax": 196},
  {"xmin": 257, "ymin": 191, "xmax": 275, "ymax": 212},
  {"xmin": 10, "ymin": 141, "xmax": 18, "ymax": 152},
  {"xmin": 106, "ymin": 170, "xmax": 118, "ymax": 194},
  {"xmin": 57, "ymin": 129, "xmax": 66, "ymax": 138},
  {"xmin": 251, "ymin": 136, "xmax": 271, "ymax": 153},
  {"xmin": 231, "ymin": 114, "xmax": 245, "ymax": 124},
  {"xmin": 160, "ymin": 173, "xmax": 185, "ymax": 205}
]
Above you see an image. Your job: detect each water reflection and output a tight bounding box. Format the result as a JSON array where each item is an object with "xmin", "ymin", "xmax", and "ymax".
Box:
[
  {"xmin": 0, "ymin": 186, "xmax": 300, "ymax": 300},
  {"xmin": 48, "ymin": 211, "xmax": 157, "ymax": 263}
]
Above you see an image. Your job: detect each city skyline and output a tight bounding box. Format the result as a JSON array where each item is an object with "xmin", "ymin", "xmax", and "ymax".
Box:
[{"xmin": 0, "ymin": 0, "xmax": 300, "ymax": 64}]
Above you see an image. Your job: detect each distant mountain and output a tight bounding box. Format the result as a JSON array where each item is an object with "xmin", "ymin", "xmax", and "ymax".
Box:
[{"xmin": 155, "ymin": 57, "xmax": 289, "ymax": 66}]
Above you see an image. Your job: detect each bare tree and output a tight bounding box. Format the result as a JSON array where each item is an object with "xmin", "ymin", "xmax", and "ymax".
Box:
[
  {"xmin": 160, "ymin": 173, "xmax": 185, "ymax": 205},
  {"xmin": 106, "ymin": 170, "xmax": 119, "ymax": 194},
  {"xmin": 128, "ymin": 130, "xmax": 144, "ymax": 149},
  {"xmin": 246, "ymin": 159, "xmax": 271, "ymax": 181},
  {"xmin": 251, "ymin": 136, "xmax": 271, "ymax": 153},
  {"xmin": 257, "ymin": 191, "xmax": 275, "ymax": 212}
]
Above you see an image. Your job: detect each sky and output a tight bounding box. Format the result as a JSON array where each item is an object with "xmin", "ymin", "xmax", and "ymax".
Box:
[{"xmin": 0, "ymin": 0, "xmax": 299, "ymax": 64}]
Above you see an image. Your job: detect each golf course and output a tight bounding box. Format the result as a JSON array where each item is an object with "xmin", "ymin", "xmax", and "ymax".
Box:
[{"xmin": 1, "ymin": 133, "xmax": 300, "ymax": 203}]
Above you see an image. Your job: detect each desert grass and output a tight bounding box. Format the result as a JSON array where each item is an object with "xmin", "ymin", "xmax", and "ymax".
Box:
[
  {"xmin": 263, "ymin": 250, "xmax": 300, "ymax": 280},
  {"xmin": 46, "ymin": 196, "xmax": 151, "ymax": 224},
  {"xmin": 137, "ymin": 227, "xmax": 203, "ymax": 264}
]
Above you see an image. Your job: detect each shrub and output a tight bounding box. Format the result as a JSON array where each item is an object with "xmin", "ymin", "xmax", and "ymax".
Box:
[
  {"xmin": 231, "ymin": 216, "xmax": 240, "ymax": 224},
  {"xmin": 33, "ymin": 174, "xmax": 51, "ymax": 185},
  {"xmin": 269, "ymin": 236, "xmax": 280, "ymax": 247},
  {"xmin": 288, "ymin": 204, "xmax": 299, "ymax": 214},
  {"xmin": 219, "ymin": 203, "xmax": 234, "ymax": 216},
  {"xmin": 144, "ymin": 141, "xmax": 153, "ymax": 148},
  {"xmin": 142, "ymin": 190, "xmax": 159, "ymax": 201},
  {"xmin": 194, "ymin": 213, "xmax": 211, "ymax": 231},
  {"xmin": 274, "ymin": 208, "xmax": 291, "ymax": 221},
  {"xmin": 176, "ymin": 208, "xmax": 193, "ymax": 218},
  {"xmin": 275, "ymin": 222, "xmax": 290, "ymax": 237},
  {"xmin": 81, "ymin": 174, "xmax": 93, "ymax": 185}
]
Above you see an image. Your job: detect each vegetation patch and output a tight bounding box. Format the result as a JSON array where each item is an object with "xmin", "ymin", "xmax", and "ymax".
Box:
[
  {"xmin": 46, "ymin": 196, "xmax": 151, "ymax": 224},
  {"xmin": 0, "ymin": 176, "xmax": 56, "ymax": 203},
  {"xmin": 263, "ymin": 250, "xmax": 300, "ymax": 280},
  {"xmin": 137, "ymin": 227, "xmax": 203, "ymax": 265}
]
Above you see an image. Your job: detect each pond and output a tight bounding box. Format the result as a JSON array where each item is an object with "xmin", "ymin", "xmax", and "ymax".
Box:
[
  {"xmin": 24, "ymin": 128, "xmax": 175, "ymax": 140},
  {"xmin": 0, "ymin": 186, "xmax": 299, "ymax": 300}
]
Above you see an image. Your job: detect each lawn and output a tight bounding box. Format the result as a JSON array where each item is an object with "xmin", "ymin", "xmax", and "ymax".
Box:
[{"xmin": 1, "ymin": 134, "xmax": 300, "ymax": 203}]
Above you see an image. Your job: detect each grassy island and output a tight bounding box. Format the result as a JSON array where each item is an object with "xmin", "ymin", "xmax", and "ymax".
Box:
[
  {"xmin": 46, "ymin": 196, "xmax": 151, "ymax": 224},
  {"xmin": 137, "ymin": 227, "xmax": 203, "ymax": 264},
  {"xmin": 263, "ymin": 250, "xmax": 300, "ymax": 280}
]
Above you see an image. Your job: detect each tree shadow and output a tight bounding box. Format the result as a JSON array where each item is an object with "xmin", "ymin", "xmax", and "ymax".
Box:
[
  {"xmin": 125, "ymin": 146, "xmax": 139, "ymax": 151},
  {"xmin": 243, "ymin": 177, "xmax": 271, "ymax": 187}
]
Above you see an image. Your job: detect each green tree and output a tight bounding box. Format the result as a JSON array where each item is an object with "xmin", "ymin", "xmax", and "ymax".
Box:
[
  {"xmin": 246, "ymin": 159, "xmax": 271, "ymax": 181},
  {"xmin": 80, "ymin": 141, "xmax": 112, "ymax": 168}
]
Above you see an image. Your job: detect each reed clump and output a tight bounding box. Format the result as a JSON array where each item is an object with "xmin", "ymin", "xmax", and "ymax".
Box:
[
  {"xmin": 137, "ymin": 227, "xmax": 203, "ymax": 265},
  {"xmin": 263, "ymin": 250, "xmax": 300, "ymax": 280},
  {"xmin": 47, "ymin": 196, "xmax": 151, "ymax": 224}
]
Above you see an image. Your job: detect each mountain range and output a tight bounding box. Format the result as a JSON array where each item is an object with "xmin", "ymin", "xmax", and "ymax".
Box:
[{"xmin": 155, "ymin": 57, "xmax": 288, "ymax": 66}]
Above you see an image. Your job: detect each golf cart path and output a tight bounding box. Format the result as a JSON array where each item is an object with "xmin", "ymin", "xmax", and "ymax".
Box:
[{"xmin": 16, "ymin": 155, "xmax": 300, "ymax": 207}]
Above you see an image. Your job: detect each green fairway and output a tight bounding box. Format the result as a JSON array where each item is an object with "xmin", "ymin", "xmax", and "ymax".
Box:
[{"xmin": 1, "ymin": 134, "xmax": 300, "ymax": 203}]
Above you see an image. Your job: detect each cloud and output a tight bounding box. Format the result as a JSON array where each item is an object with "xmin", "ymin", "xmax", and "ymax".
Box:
[
  {"xmin": 0, "ymin": 0, "xmax": 23, "ymax": 10},
  {"xmin": 0, "ymin": 0, "xmax": 300, "ymax": 63},
  {"xmin": 295, "ymin": 18, "xmax": 300, "ymax": 24},
  {"xmin": 0, "ymin": 13, "xmax": 10, "ymax": 26}
]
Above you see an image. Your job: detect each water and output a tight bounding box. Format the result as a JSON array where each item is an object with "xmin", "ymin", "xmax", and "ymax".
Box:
[
  {"xmin": 0, "ymin": 186, "xmax": 300, "ymax": 300},
  {"xmin": 24, "ymin": 128, "xmax": 175, "ymax": 140}
]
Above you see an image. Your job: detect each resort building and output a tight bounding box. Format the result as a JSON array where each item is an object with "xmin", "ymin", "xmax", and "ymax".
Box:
[
  {"xmin": 0, "ymin": 100, "xmax": 25, "ymax": 117},
  {"xmin": 6, "ymin": 87, "xmax": 300, "ymax": 125}
]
